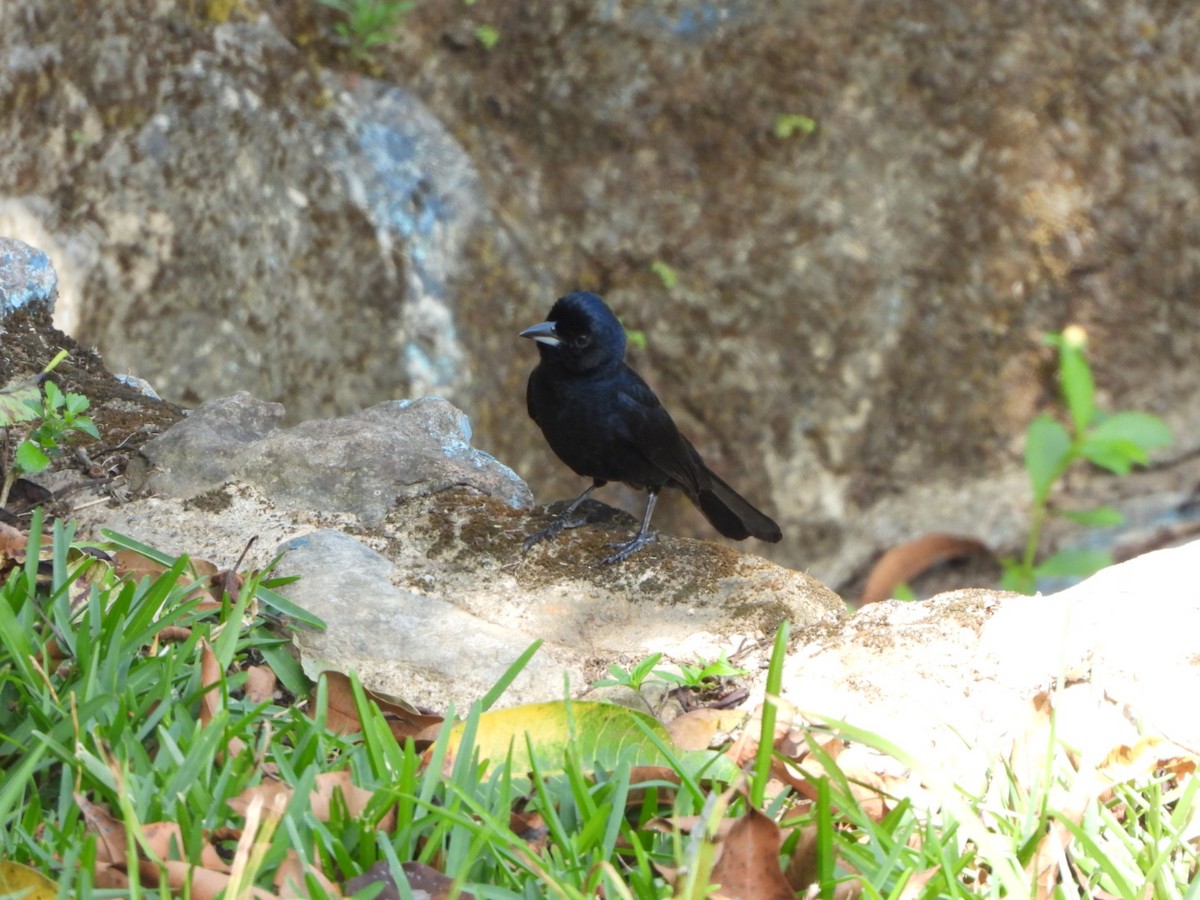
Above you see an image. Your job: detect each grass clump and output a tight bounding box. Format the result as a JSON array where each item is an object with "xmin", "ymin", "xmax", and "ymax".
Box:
[{"xmin": 1, "ymin": 512, "xmax": 1196, "ymax": 896}]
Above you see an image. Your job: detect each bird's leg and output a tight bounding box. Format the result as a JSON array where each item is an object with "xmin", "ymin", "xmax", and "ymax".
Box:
[
  {"xmin": 602, "ymin": 489, "xmax": 659, "ymax": 565},
  {"xmin": 523, "ymin": 480, "xmax": 604, "ymax": 552}
]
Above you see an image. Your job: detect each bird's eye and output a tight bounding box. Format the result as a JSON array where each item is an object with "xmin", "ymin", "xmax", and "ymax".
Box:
[{"xmin": 572, "ymin": 334, "xmax": 592, "ymax": 349}]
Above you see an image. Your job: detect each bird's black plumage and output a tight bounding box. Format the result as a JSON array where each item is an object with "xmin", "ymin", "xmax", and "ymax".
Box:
[{"xmin": 519, "ymin": 291, "xmax": 782, "ymax": 564}]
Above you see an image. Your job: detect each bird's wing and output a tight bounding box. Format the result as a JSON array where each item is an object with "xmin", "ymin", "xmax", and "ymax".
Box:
[{"xmin": 612, "ymin": 369, "xmax": 705, "ymax": 494}]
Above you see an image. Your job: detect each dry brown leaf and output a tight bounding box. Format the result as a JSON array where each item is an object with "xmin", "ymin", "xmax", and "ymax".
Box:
[
  {"xmin": 113, "ymin": 551, "xmax": 223, "ymax": 608},
  {"xmin": 275, "ymin": 849, "xmax": 340, "ymax": 898},
  {"xmin": 858, "ymin": 533, "xmax": 989, "ymax": 605},
  {"xmin": 244, "ymin": 665, "xmax": 277, "ymax": 704},
  {"xmin": 0, "ymin": 521, "xmax": 25, "ymax": 560},
  {"xmin": 150, "ymin": 859, "xmax": 276, "ymax": 899},
  {"xmin": 317, "ymin": 669, "xmax": 443, "ymax": 740},
  {"xmin": 199, "ymin": 640, "xmax": 248, "ymax": 761},
  {"xmin": 198, "ymin": 641, "xmax": 223, "ymax": 727},
  {"xmin": 140, "ymin": 821, "xmax": 230, "ymax": 873},
  {"xmin": 666, "ymin": 708, "xmax": 749, "ymax": 751},
  {"xmin": 709, "ymin": 806, "xmax": 794, "ymax": 900},
  {"xmin": 228, "ymin": 771, "xmax": 396, "ymax": 831},
  {"xmin": 510, "ymin": 809, "xmax": 549, "ymax": 852},
  {"xmin": 783, "ymin": 824, "xmax": 820, "ymax": 891},
  {"xmin": 91, "ymin": 864, "xmax": 130, "ymax": 889},
  {"xmin": 319, "ymin": 670, "xmax": 365, "ymax": 734},
  {"xmin": 1027, "ymin": 818, "xmax": 1072, "ymax": 900},
  {"xmin": 75, "ymin": 793, "xmax": 126, "ymax": 865},
  {"xmin": 158, "ymin": 625, "xmax": 193, "ymax": 643},
  {"xmin": 776, "ymin": 750, "xmax": 897, "ymax": 822},
  {"xmin": 896, "ymin": 866, "xmax": 940, "ymax": 900},
  {"xmin": 345, "ymin": 860, "xmax": 475, "ymax": 900}
]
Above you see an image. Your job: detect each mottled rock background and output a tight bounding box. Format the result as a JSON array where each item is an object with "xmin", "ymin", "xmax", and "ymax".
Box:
[{"xmin": 2, "ymin": 0, "xmax": 1197, "ymax": 587}]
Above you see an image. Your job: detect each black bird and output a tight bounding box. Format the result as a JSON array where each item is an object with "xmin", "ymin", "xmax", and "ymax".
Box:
[{"xmin": 519, "ymin": 291, "xmax": 782, "ymax": 564}]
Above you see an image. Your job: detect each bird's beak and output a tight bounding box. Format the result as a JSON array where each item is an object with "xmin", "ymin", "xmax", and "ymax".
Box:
[{"xmin": 519, "ymin": 320, "xmax": 561, "ymax": 347}]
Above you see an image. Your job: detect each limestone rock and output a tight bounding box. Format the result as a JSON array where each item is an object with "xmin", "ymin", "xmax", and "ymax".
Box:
[{"xmin": 138, "ymin": 393, "xmax": 532, "ymax": 521}]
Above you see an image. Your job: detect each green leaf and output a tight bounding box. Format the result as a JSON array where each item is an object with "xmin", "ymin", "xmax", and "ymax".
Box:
[
  {"xmin": 474, "ymin": 24, "xmax": 500, "ymax": 49},
  {"xmin": 42, "ymin": 379, "xmax": 64, "ymax": 410},
  {"xmin": 1088, "ymin": 411, "xmax": 1173, "ymax": 453},
  {"xmin": 1078, "ymin": 437, "xmax": 1145, "ymax": 475},
  {"xmin": 998, "ymin": 556, "xmax": 1035, "ymax": 594},
  {"xmin": 74, "ymin": 417, "xmax": 101, "ymax": 440},
  {"xmin": 649, "ymin": 260, "xmax": 678, "ymax": 290},
  {"xmin": 1058, "ymin": 341, "xmax": 1095, "ymax": 434},
  {"xmin": 0, "ymin": 376, "xmax": 44, "ymax": 426},
  {"xmin": 15, "ymin": 441, "xmax": 50, "ymax": 474},
  {"xmin": 1024, "ymin": 414, "xmax": 1072, "ymax": 502},
  {"xmin": 773, "ymin": 113, "xmax": 816, "ymax": 140},
  {"xmin": 65, "ymin": 392, "xmax": 91, "ymax": 416},
  {"xmin": 1034, "ymin": 548, "xmax": 1112, "ymax": 579},
  {"xmin": 1059, "ymin": 506, "xmax": 1124, "ymax": 527}
]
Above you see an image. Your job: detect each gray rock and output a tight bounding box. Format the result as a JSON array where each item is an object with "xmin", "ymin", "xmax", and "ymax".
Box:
[
  {"xmin": 0, "ymin": 237, "xmax": 56, "ymax": 316},
  {"xmin": 280, "ymin": 530, "xmax": 577, "ymax": 708},
  {"xmin": 135, "ymin": 392, "xmax": 286, "ymax": 498},
  {"xmin": 0, "ymin": 9, "xmax": 484, "ymax": 424},
  {"xmin": 139, "ymin": 392, "xmax": 531, "ymax": 521},
  {"xmin": 4, "ymin": 0, "xmax": 1198, "ymax": 592}
]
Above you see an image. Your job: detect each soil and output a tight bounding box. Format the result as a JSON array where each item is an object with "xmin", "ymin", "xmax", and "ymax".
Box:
[{"xmin": 0, "ymin": 308, "xmax": 185, "ymax": 520}]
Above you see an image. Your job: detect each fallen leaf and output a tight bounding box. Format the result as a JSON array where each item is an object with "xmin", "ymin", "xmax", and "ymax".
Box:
[
  {"xmin": 275, "ymin": 849, "xmax": 339, "ymax": 897},
  {"xmin": 199, "ymin": 640, "xmax": 248, "ymax": 761},
  {"xmin": 709, "ymin": 806, "xmax": 794, "ymax": 900},
  {"xmin": 429, "ymin": 700, "xmax": 737, "ymax": 782},
  {"xmin": 244, "ymin": 665, "xmax": 277, "ymax": 704},
  {"xmin": 0, "ymin": 521, "xmax": 26, "ymax": 559},
  {"xmin": 344, "ymin": 860, "xmax": 474, "ymax": 900},
  {"xmin": 666, "ymin": 708, "xmax": 749, "ymax": 751},
  {"xmin": 317, "ymin": 670, "xmax": 442, "ymax": 740},
  {"xmin": 858, "ymin": 533, "xmax": 989, "ymax": 605},
  {"xmin": 75, "ymin": 792, "xmax": 126, "ymax": 865},
  {"xmin": 0, "ymin": 861, "xmax": 58, "ymax": 899},
  {"xmin": 228, "ymin": 771, "xmax": 395, "ymax": 831}
]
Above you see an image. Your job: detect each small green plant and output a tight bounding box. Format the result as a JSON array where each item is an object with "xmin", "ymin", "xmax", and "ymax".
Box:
[
  {"xmin": 315, "ymin": 0, "xmax": 415, "ymax": 61},
  {"xmin": 1001, "ymin": 326, "xmax": 1172, "ymax": 594},
  {"xmin": 0, "ymin": 352, "xmax": 99, "ymax": 508},
  {"xmin": 591, "ymin": 652, "xmax": 664, "ymax": 693},
  {"xmin": 650, "ymin": 259, "xmax": 678, "ymax": 290},
  {"xmin": 773, "ymin": 112, "xmax": 816, "ymax": 140},
  {"xmin": 655, "ymin": 650, "xmax": 749, "ymax": 689},
  {"xmin": 593, "ymin": 651, "xmax": 750, "ymax": 699},
  {"xmin": 474, "ymin": 23, "xmax": 500, "ymax": 49}
]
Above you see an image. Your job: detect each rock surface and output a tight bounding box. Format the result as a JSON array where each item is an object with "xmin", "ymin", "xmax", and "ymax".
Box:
[
  {"xmin": 4, "ymin": 302, "xmax": 1195, "ymax": 777},
  {"xmin": 783, "ymin": 540, "xmax": 1200, "ymax": 789},
  {"xmin": 81, "ymin": 390, "xmax": 843, "ymax": 711},
  {"xmin": 135, "ymin": 392, "xmax": 532, "ymax": 520},
  {"xmin": 2, "ymin": 0, "xmax": 1198, "ymax": 587}
]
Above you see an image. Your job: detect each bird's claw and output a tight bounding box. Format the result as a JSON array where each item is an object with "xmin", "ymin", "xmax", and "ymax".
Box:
[
  {"xmin": 523, "ymin": 515, "xmax": 589, "ymax": 553},
  {"xmin": 601, "ymin": 532, "xmax": 657, "ymax": 565}
]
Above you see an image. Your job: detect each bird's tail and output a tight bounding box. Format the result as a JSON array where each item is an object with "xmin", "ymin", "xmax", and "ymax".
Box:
[{"xmin": 696, "ymin": 469, "xmax": 782, "ymax": 543}]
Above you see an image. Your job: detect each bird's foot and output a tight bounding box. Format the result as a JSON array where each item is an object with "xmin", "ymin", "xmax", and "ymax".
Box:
[
  {"xmin": 522, "ymin": 515, "xmax": 590, "ymax": 553},
  {"xmin": 601, "ymin": 531, "xmax": 657, "ymax": 565}
]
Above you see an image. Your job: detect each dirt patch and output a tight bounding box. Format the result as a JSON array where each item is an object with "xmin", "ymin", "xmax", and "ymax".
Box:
[{"xmin": 1, "ymin": 308, "xmax": 185, "ymax": 518}]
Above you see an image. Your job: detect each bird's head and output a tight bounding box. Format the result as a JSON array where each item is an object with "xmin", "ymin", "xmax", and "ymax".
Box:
[{"xmin": 519, "ymin": 291, "xmax": 628, "ymax": 374}]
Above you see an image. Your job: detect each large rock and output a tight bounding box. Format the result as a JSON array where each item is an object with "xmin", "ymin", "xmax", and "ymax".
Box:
[
  {"xmin": 135, "ymin": 392, "xmax": 533, "ymax": 520},
  {"xmin": 83, "ymin": 392, "xmax": 843, "ymax": 712},
  {"xmin": 3, "ymin": 0, "xmax": 1197, "ymax": 588},
  {"xmin": 781, "ymin": 539, "xmax": 1200, "ymax": 790}
]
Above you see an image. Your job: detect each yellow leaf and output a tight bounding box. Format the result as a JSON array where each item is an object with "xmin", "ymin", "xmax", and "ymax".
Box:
[{"xmin": 0, "ymin": 860, "xmax": 59, "ymax": 898}]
